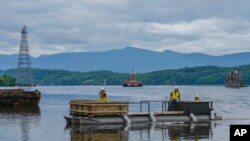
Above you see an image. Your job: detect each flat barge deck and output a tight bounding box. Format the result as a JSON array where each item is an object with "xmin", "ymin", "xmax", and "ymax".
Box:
[{"xmin": 65, "ymin": 100, "xmax": 222, "ymax": 125}]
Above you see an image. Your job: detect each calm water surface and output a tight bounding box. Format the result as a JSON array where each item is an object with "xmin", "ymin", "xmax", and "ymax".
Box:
[{"xmin": 1, "ymin": 86, "xmax": 250, "ymax": 141}]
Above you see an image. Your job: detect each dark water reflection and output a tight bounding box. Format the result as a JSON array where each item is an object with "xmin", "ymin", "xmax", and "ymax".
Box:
[
  {"xmin": 0, "ymin": 106, "xmax": 41, "ymax": 115},
  {"xmin": 0, "ymin": 106, "xmax": 41, "ymax": 141},
  {"xmin": 67, "ymin": 122, "xmax": 215, "ymax": 141}
]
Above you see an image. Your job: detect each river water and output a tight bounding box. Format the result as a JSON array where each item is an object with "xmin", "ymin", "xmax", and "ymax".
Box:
[{"xmin": 0, "ymin": 86, "xmax": 250, "ymax": 141}]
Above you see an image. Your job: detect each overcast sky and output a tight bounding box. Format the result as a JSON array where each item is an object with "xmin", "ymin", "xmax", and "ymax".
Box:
[{"xmin": 1, "ymin": 0, "xmax": 250, "ymax": 57}]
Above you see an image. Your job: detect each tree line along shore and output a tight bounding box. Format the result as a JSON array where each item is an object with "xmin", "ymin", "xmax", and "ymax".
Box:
[{"xmin": 0, "ymin": 65, "xmax": 250, "ymax": 86}]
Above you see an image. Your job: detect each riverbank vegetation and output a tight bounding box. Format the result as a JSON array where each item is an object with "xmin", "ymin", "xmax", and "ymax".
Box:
[
  {"xmin": 1, "ymin": 65, "xmax": 249, "ymax": 86},
  {"xmin": 0, "ymin": 74, "xmax": 16, "ymax": 86}
]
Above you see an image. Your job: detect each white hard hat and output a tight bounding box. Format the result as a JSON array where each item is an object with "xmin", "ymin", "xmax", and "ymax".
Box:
[
  {"xmin": 175, "ymin": 86, "xmax": 178, "ymax": 89},
  {"xmin": 195, "ymin": 95, "xmax": 199, "ymax": 97},
  {"xmin": 100, "ymin": 87, "xmax": 105, "ymax": 90}
]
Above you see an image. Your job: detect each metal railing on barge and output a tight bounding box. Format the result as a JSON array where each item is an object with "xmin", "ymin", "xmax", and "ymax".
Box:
[{"xmin": 129, "ymin": 100, "xmax": 213, "ymax": 115}]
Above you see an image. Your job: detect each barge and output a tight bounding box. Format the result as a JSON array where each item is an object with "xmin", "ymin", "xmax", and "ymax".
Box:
[
  {"xmin": 0, "ymin": 88, "xmax": 41, "ymax": 106},
  {"xmin": 64, "ymin": 100, "xmax": 222, "ymax": 125}
]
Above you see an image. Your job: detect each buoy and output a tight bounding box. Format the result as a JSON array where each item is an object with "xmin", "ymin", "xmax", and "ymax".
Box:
[
  {"xmin": 210, "ymin": 120, "xmax": 215, "ymax": 131},
  {"xmin": 149, "ymin": 123, "xmax": 156, "ymax": 136},
  {"xmin": 149, "ymin": 112, "xmax": 156, "ymax": 122},
  {"xmin": 210, "ymin": 110, "xmax": 215, "ymax": 120},
  {"xmin": 190, "ymin": 123, "xmax": 196, "ymax": 130},
  {"xmin": 123, "ymin": 123, "xmax": 130, "ymax": 131},
  {"xmin": 190, "ymin": 113, "xmax": 197, "ymax": 122},
  {"xmin": 123, "ymin": 115, "xmax": 131, "ymax": 125}
]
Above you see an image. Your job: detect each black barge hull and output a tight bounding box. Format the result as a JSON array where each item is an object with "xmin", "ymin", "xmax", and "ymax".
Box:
[{"xmin": 0, "ymin": 89, "xmax": 41, "ymax": 106}]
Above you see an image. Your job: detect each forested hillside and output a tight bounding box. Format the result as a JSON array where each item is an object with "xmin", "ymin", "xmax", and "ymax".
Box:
[{"xmin": 1, "ymin": 65, "xmax": 249, "ymax": 86}]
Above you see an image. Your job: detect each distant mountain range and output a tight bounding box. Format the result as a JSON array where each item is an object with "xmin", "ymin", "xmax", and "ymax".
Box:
[{"xmin": 1, "ymin": 47, "xmax": 250, "ymax": 72}]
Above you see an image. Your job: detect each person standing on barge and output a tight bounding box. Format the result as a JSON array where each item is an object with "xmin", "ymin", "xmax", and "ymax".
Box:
[
  {"xmin": 99, "ymin": 87, "xmax": 108, "ymax": 102},
  {"xmin": 168, "ymin": 86, "xmax": 181, "ymax": 110}
]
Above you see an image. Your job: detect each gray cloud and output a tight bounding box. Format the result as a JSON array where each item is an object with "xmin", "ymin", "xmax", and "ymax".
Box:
[{"xmin": 1, "ymin": 0, "xmax": 250, "ymax": 57}]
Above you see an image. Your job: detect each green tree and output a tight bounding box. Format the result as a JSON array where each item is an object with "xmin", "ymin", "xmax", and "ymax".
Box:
[{"xmin": 0, "ymin": 74, "xmax": 16, "ymax": 86}]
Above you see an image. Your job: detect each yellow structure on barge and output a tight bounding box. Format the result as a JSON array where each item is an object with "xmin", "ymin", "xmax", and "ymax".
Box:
[{"xmin": 70, "ymin": 100, "xmax": 128, "ymax": 117}]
